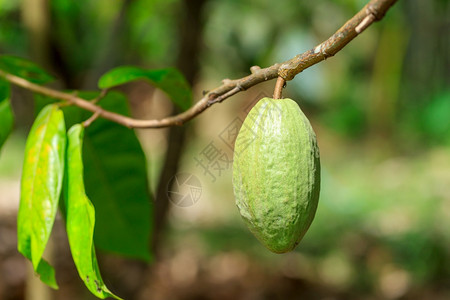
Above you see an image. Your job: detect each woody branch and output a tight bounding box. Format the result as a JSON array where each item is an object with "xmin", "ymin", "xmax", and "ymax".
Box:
[{"xmin": 0, "ymin": 0, "xmax": 397, "ymax": 129}]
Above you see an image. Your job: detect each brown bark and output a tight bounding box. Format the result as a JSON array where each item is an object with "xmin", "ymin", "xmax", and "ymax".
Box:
[{"xmin": 1, "ymin": 0, "xmax": 398, "ymax": 129}]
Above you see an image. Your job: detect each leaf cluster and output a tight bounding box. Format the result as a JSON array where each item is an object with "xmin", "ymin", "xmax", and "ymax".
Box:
[{"xmin": 0, "ymin": 54, "xmax": 192, "ymax": 299}]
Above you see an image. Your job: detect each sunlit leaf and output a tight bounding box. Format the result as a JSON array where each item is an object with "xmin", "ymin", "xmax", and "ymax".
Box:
[
  {"xmin": 17, "ymin": 104, "xmax": 66, "ymax": 289},
  {"xmin": 0, "ymin": 79, "xmax": 14, "ymax": 150},
  {"xmin": 32, "ymin": 91, "xmax": 153, "ymax": 260},
  {"xmin": 64, "ymin": 124, "xmax": 122, "ymax": 299},
  {"xmin": 98, "ymin": 66, "xmax": 192, "ymax": 111},
  {"xmin": 42, "ymin": 91, "xmax": 153, "ymax": 260},
  {"xmin": 0, "ymin": 55, "xmax": 54, "ymax": 84}
]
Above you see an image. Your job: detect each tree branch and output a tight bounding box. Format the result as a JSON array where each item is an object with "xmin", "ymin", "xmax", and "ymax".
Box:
[
  {"xmin": 273, "ymin": 77, "xmax": 286, "ymax": 99},
  {"xmin": 0, "ymin": 0, "xmax": 397, "ymax": 129}
]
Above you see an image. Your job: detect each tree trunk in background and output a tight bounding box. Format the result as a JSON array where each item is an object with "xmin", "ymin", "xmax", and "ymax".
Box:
[
  {"xmin": 103, "ymin": 1, "xmax": 208, "ymax": 298},
  {"xmin": 21, "ymin": 2, "xmax": 54, "ymax": 300},
  {"xmin": 367, "ymin": 23, "xmax": 407, "ymax": 143},
  {"xmin": 14, "ymin": 0, "xmax": 51, "ymax": 131},
  {"xmin": 21, "ymin": 0, "xmax": 51, "ymax": 69},
  {"xmin": 152, "ymin": 0, "xmax": 208, "ymax": 255}
]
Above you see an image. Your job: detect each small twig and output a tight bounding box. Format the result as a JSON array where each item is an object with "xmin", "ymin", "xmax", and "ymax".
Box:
[
  {"xmin": 0, "ymin": 0, "xmax": 397, "ymax": 129},
  {"xmin": 83, "ymin": 111, "xmax": 101, "ymax": 127},
  {"xmin": 207, "ymin": 86, "xmax": 242, "ymax": 106},
  {"xmin": 273, "ymin": 77, "xmax": 285, "ymax": 99},
  {"xmin": 90, "ymin": 88, "xmax": 109, "ymax": 104}
]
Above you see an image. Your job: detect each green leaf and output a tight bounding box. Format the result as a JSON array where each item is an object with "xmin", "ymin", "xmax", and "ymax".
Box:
[
  {"xmin": 33, "ymin": 91, "xmax": 152, "ymax": 260},
  {"xmin": 64, "ymin": 124, "xmax": 122, "ymax": 300},
  {"xmin": 83, "ymin": 92, "xmax": 152, "ymax": 261},
  {"xmin": 0, "ymin": 55, "xmax": 54, "ymax": 84},
  {"xmin": 17, "ymin": 104, "xmax": 66, "ymax": 289},
  {"xmin": 36, "ymin": 260, "xmax": 58, "ymax": 288},
  {"xmin": 51, "ymin": 91, "xmax": 152, "ymax": 260},
  {"xmin": 0, "ymin": 79, "xmax": 14, "ymax": 150},
  {"xmin": 98, "ymin": 66, "xmax": 192, "ymax": 111}
]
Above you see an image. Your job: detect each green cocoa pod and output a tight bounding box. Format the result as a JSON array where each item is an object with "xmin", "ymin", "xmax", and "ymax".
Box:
[{"xmin": 232, "ymin": 97, "xmax": 320, "ymax": 253}]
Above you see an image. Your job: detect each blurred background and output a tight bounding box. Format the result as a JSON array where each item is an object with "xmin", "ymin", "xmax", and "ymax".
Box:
[{"xmin": 0, "ymin": 0, "xmax": 449, "ymax": 299}]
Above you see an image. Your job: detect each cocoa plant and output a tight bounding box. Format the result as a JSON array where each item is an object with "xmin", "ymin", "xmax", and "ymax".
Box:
[{"xmin": 0, "ymin": 0, "xmax": 397, "ymax": 298}]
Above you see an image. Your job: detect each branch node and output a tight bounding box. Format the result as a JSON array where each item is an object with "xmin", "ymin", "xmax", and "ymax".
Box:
[
  {"xmin": 367, "ymin": 3, "xmax": 386, "ymax": 21},
  {"xmin": 222, "ymin": 78, "xmax": 233, "ymax": 85},
  {"xmin": 313, "ymin": 44, "xmax": 323, "ymax": 54},
  {"xmin": 236, "ymin": 82, "xmax": 245, "ymax": 92},
  {"xmin": 250, "ymin": 66, "xmax": 261, "ymax": 74},
  {"xmin": 207, "ymin": 86, "xmax": 241, "ymax": 106},
  {"xmin": 355, "ymin": 13, "xmax": 376, "ymax": 34},
  {"xmin": 278, "ymin": 66, "xmax": 296, "ymax": 81}
]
